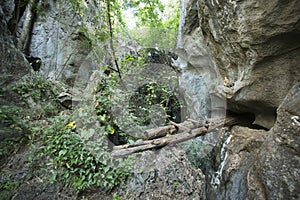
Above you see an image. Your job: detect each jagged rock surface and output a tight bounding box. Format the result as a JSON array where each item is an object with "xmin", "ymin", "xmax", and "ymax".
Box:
[
  {"xmin": 213, "ymin": 126, "xmax": 266, "ymax": 200},
  {"xmin": 177, "ymin": 0, "xmax": 300, "ymax": 199},
  {"xmin": 24, "ymin": 0, "xmax": 96, "ymax": 86},
  {"xmin": 246, "ymin": 82, "xmax": 300, "ymax": 199},
  {"xmin": 205, "ymin": 83, "xmax": 300, "ymax": 200},
  {"xmin": 116, "ymin": 146, "xmax": 206, "ymax": 199},
  {"xmin": 0, "ymin": 1, "xmax": 31, "ymax": 87},
  {"xmin": 177, "ymin": 0, "xmax": 300, "ymax": 128}
]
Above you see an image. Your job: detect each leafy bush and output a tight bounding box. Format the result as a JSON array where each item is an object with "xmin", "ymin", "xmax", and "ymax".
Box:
[
  {"xmin": 129, "ymin": 82, "xmax": 181, "ymax": 125},
  {"xmin": 11, "ymin": 72, "xmax": 60, "ymax": 119},
  {"xmin": 32, "ymin": 114, "xmax": 132, "ymax": 191},
  {"xmin": 0, "ymin": 104, "xmax": 24, "ymax": 131},
  {"xmin": 13, "ymin": 73, "xmax": 53, "ymax": 100}
]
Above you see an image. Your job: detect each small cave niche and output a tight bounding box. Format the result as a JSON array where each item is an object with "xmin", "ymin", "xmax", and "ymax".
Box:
[
  {"xmin": 25, "ymin": 55, "xmax": 42, "ymax": 71},
  {"xmin": 129, "ymin": 83, "xmax": 182, "ymax": 126},
  {"xmin": 226, "ymin": 110, "xmax": 269, "ymax": 130}
]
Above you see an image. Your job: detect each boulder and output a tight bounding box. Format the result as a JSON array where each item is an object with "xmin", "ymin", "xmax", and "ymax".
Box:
[
  {"xmin": 199, "ymin": 125, "xmax": 266, "ymax": 200},
  {"xmin": 116, "ymin": 146, "xmax": 206, "ymax": 199},
  {"xmin": 0, "ymin": 39, "xmax": 31, "ymax": 87}
]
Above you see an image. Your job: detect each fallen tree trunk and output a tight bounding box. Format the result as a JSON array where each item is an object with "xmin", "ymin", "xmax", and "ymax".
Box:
[
  {"xmin": 111, "ymin": 117, "xmax": 237, "ymax": 157},
  {"xmin": 144, "ymin": 125, "xmax": 176, "ymax": 140},
  {"xmin": 112, "ymin": 127, "xmax": 208, "ymax": 157}
]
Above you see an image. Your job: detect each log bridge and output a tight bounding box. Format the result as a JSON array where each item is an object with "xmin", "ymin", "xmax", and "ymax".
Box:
[{"xmin": 112, "ymin": 117, "xmax": 237, "ymax": 157}]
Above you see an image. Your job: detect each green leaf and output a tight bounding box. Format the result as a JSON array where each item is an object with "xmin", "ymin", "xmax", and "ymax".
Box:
[{"xmin": 59, "ymin": 150, "xmax": 67, "ymax": 156}]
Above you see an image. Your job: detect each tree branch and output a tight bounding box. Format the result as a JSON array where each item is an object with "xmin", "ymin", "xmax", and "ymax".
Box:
[{"xmin": 106, "ymin": 0, "xmax": 122, "ymax": 79}]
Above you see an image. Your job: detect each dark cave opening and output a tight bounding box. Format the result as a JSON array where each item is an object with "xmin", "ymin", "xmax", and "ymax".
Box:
[{"xmin": 226, "ymin": 110, "xmax": 269, "ymax": 130}]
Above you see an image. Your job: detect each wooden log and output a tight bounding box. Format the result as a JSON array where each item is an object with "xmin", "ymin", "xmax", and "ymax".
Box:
[
  {"xmin": 113, "ymin": 140, "xmax": 156, "ymax": 150},
  {"xmin": 144, "ymin": 125, "xmax": 176, "ymax": 140},
  {"xmin": 169, "ymin": 120, "xmax": 195, "ymax": 133},
  {"xmin": 111, "ymin": 127, "xmax": 208, "ymax": 157},
  {"xmin": 207, "ymin": 117, "xmax": 237, "ymax": 131},
  {"xmin": 111, "ymin": 117, "xmax": 238, "ymax": 158},
  {"xmin": 187, "ymin": 119, "xmax": 209, "ymax": 128}
]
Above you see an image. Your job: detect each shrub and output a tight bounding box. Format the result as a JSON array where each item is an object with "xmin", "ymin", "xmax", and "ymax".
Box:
[{"xmin": 31, "ymin": 113, "xmax": 132, "ymax": 192}]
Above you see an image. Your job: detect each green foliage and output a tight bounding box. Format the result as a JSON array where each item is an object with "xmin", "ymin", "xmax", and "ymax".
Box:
[
  {"xmin": 124, "ymin": 0, "xmax": 164, "ymax": 27},
  {"xmin": 93, "ymin": 75, "xmax": 133, "ymax": 144},
  {"xmin": 184, "ymin": 139, "xmax": 214, "ymax": 169},
  {"xmin": 0, "ymin": 103, "xmax": 23, "ymax": 131},
  {"xmin": 0, "ymin": 176, "xmax": 22, "ymax": 200},
  {"xmin": 123, "ymin": 0, "xmax": 180, "ymax": 49},
  {"xmin": 94, "ymin": 48, "xmax": 181, "ymax": 140},
  {"xmin": 12, "ymin": 73, "xmax": 56, "ymax": 102},
  {"xmin": 129, "ymin": 82, "xmax": 181, "ymax": 126},
  {"xmin": 31, "ymin": 114, "xmax": 132, "ymax": 191},
  {"xmin": 113, "ymin": 193, "xmax": 122, "ymax": 200},
  {"xmin": 11, "ymin": 73, "xmax": 60, "ymax": 118},
  {"xmin": 0, "ymin": 178, "xmax": 19, "ymax": 191}
]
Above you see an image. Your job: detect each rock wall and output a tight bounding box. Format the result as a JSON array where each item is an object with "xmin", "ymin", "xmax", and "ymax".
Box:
[
  {"xmin": 177, "ymin": 0, "xmax": 300, "ymax": 199},
  {"xmin": 247, "ymin": 82, "xmax": 300, "ymax": 199},
  {"xmin": 1, "ymin": 0, "xmax": 103, "ymax": 86},
  {"xmin": 23, "ymin": 0, "xmax": 98, "ymax": 86},
  {"xmin": 177, "ymin": 0, "xmax": 300, "ymax": 128},
  {"xmin": 0, "ymin": 1, "xmax": 31, "ymax": 87},
  {"xmin": 216, "ymin": 82, "xmax": 300, "ymax": 200}
]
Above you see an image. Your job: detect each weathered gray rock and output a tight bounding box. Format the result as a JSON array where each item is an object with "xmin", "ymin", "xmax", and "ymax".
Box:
[
  {"xmin": 175, "ymin": 0, "xmax": 227, "ymax": 121},
  {"xmin": 175, "ymin": 56, "xmax": 213, "ymax": 120},
  {"xmin": 246, "ymin": 82, "xmax": 300, "ymax": 200},
  {"xmin": 177, "ymin": 1, "xmax": 300, "ymax": 197},
  {"xmin": 116, "ymin": 146, "xmax": 206, "ymax": 199},
  {"xmin": 0, "ymin": 39, "xmax": 31, "ymax": 87},
  {"xmin": 221, "ymin": 126, "xmax": 266, "ymax": 200},
  {"xmin": 0, "ymin": 0, "xmax": 15, "ymax": 38},
  {"xmin": 177, "ymin": 0, "xmax": 300, "ymax": 128},
  {"xmin": 194, "ymin": 125, "xmax": 266, "ymax": 200},
  {"xmin": 206, "ymin": 83, "xmax": 300, "ymax": 200},
  {"xmin": 0, "ymin": 1, "xmax": 31, "ymax": 87},
  {"xmin": 24, "ymin": 0, "xmax": 93, "ymax": 86}
]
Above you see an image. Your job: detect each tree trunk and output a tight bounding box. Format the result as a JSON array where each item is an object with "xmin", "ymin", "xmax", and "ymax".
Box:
[{"xmin": 106, "ymin": 0, "xmax": 122, "ymax": 78}]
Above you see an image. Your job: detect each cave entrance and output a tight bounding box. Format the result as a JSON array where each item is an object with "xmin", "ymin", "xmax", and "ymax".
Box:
[{"xmin": 226, "ymin": 110, "xmax": 269, "ymax": 130}]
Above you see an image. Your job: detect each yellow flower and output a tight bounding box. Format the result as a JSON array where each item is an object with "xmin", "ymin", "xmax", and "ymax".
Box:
[{"xmin": 65, "ymin": 121, "xmax": 76, "ymax": 130}]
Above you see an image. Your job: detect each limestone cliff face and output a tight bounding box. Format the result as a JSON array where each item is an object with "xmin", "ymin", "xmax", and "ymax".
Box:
[
  {"xmin": 0, "ymin": 1, "xmax": 31, "ymax": 87},
  {"xmin": 177, "ymin": 0, "xmax": 300, "ymax": 128},
  {"xmin": 220, "ymin": 82, "xmax": 300, "ymax": 200},
  {"xmin": 1, "ymin": 0, "xmax": 101, "ymax": 86},
  {"xmin": 24, "ymin": 0, "xmax": 99, "ymax": 86},
  {"xmin": 177, "ymin": 1, "xmax": 300, "ymax": 199}
]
